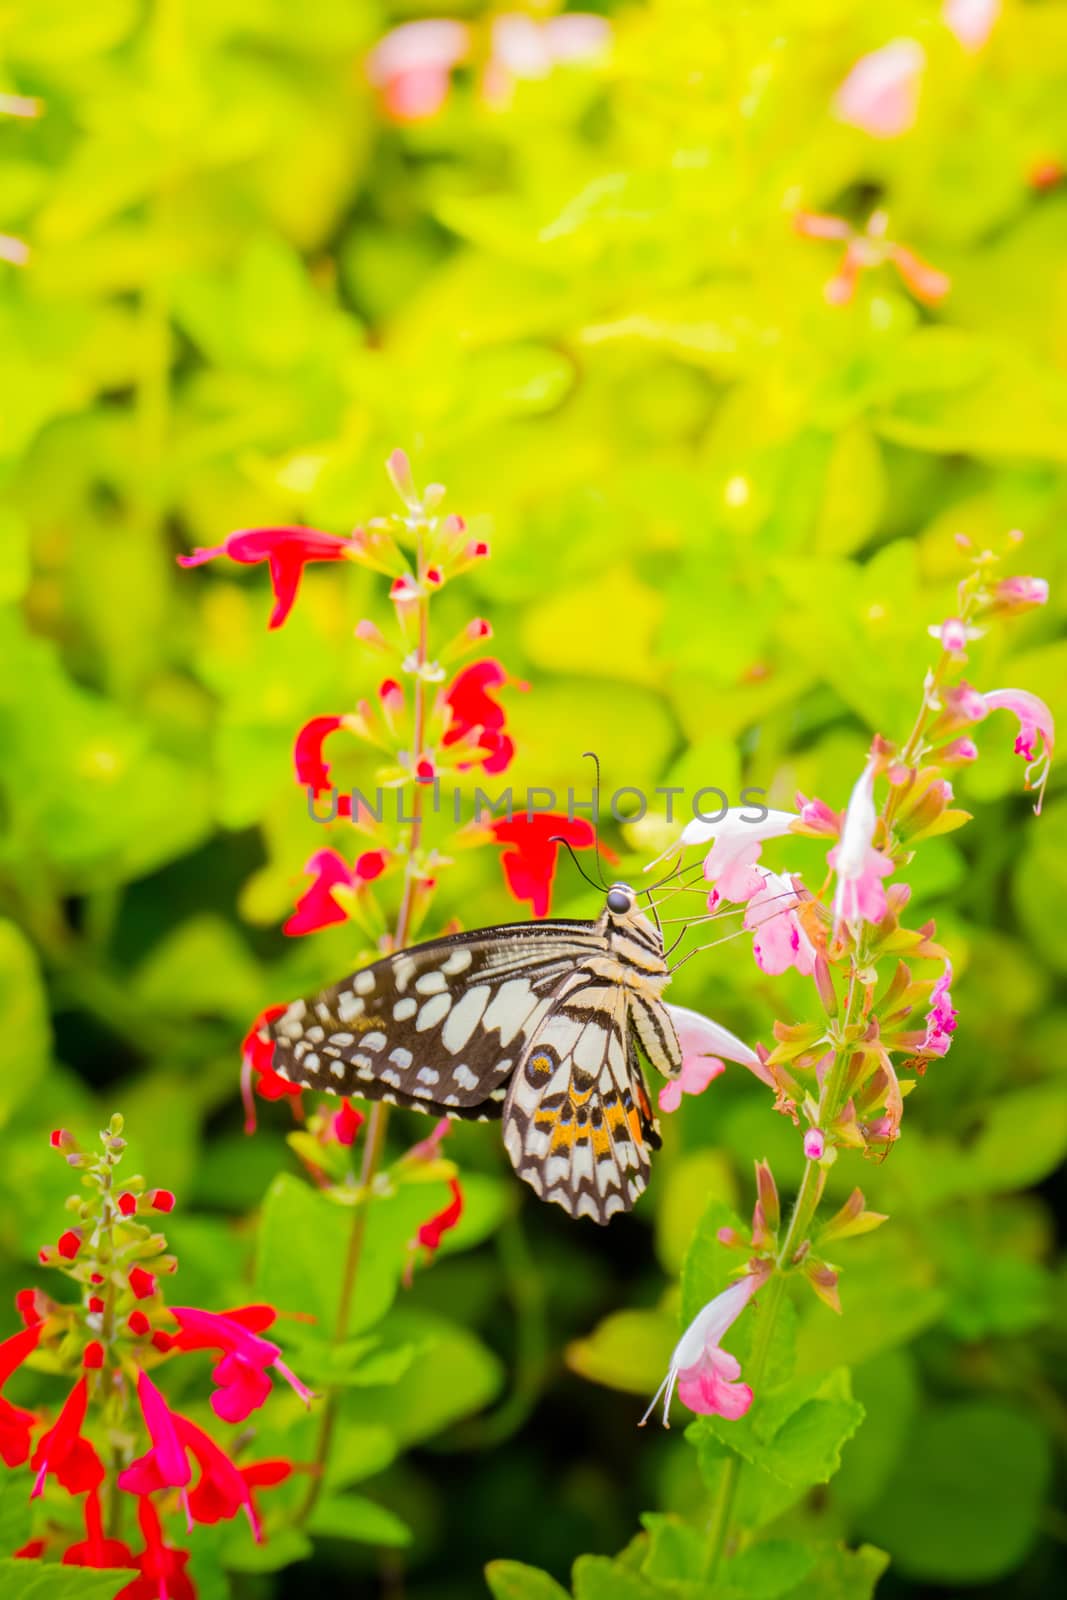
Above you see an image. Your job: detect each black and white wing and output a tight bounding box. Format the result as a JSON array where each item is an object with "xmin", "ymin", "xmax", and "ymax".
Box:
[
  {"xmin": 266, "ymin": 921, "xmax": 603, "ymax": 1120},
  {"xmin": 502, "ymin": 978, "xmax": 662, "ymax": 1225}
]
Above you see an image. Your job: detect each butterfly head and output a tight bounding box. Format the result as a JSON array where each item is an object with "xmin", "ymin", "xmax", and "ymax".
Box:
[{"xmin": 599, "ymin": 881, "xmax": 669, "ymax": 979}]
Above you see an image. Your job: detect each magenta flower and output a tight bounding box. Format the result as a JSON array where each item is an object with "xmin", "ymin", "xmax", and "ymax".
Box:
[
  {"xmin": 922, "ymin": 961, "xmax": 958, "ymax": 1056},
  {"xmin": 641, "ymin": 1273, "xmax": 765, "ymax": 1427},
  {"xmin": 835, "ymin": 39, "xmax": 925, "ymax": 139},
  {"xmin": 284, "ymin": 847, "xmax": 386, "ymax": 936},
  {"xmin": 993, "ymin": 575, "xmax": 1048, "ymax": 613},
  {"xmin": 830, "ymin": 761, "xmax": 893, "ymax": 931},
  {"xmin": 118, "ymin": 1371, "xmax": 191, "ymax": 1499},
  {"xmin": 804, "ymin": 1129, "xmax": 826, "ymax": 1161},
  {"xmin": 169, "ymin": 1305, "xmax": 313, "ymax": 1423},
  {"xmin": 982, "ymin": 687, "xmax": 1055, "ymax": 813},
  {"xmin": 744, "ymin": 869, "xmax": 816, "ymax": 978},
  {"xmin": 177, "ymin": 527, "xmax": 356, "ymax": 630}
]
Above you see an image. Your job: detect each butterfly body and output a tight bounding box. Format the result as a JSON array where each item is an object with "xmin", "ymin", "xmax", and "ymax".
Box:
[{"xmin": 267, "ymin": 882, "xmax": 681, "ymax": 1222}]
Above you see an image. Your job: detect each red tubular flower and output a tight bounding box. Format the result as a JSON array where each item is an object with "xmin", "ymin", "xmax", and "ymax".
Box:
[
  {"xmin": 57, "ymin": 1230, "xmax": 82, "ymax": 1260},
  {"xmin": 118, "ymin": 1371, "xmax": 192, "ymax": 1500},
  {"xmin": 417, "ymin": 1178, "xmax": 464, "ymax": 1252},
  {"xmin": 15, "ymin": 1538, "xmax": 47, "ymax": 1559},
  {"xmin": 293, "ymin": 715, "xmax": 352, "ymax": 812},
  {"xmin": 177, "ymin": 527, "xmax": 355, "ymax": 630},
  {"xmin": 15, "ymin": 1288, "xmax": 48, "ymax": 1328},
  {"xmin": 118, "ymin": 1192, "xmax": 137, "ymax": 1216},
  {"xmin": 284, "ymin": 847, "xmax": 385, "ymax": 936},
  {"xmin": 179, "ymin": 1418, "xmax": 278, "ymax": 1538},
  {"xmin": 31, "ymin": 1377, "xmax": 105, "ymax": 1497},
  {"xmin": 169, "ymin": 1305, "xmax": 313, "ymax": 1423},
  {"xmin": 489, "ymin": 814, "xmax": 597, "ymax": 917},
  {"xmin": 62, "ymin": 1488, "xmax": 135, "ymax": 1570},
  {"xmin": 241, "ymin": 1004, "xmax": 302, "ymax": 1133},
  {"xmin": 116, "ymin": 1497, "xmax": 194, "ymax": 1600},
  {"xmin": 128, "ymin": 1311, "xmax": 151, "ymax": 1336},
  {"xmin": 0, "ymin": 1323, "xmax": 42, "ymax": 1467},
  {"xmin": 443, "ymin": 659, "xmax": 525, "ymax": 774},
  {"xmin": 147, "ymin": 1189, "xmax": 175, "ymax": 1213},
  {"xmin": 82, "ymin": 1342, "xmax": 105, "ymax": 1370},
  {"xmin": 332, "ymin": 1099, "xmax": 365, "ymax": 1146}
]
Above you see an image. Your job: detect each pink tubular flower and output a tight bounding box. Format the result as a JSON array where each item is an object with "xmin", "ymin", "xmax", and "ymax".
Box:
[
  {"xmin": 168, "ymin": 1305, "xmax": 313, "ymax": 1423},
  {"xmin": 284, "ymin": 847, "xmax": 386, "ymax": 936},
  {"xmin": 982, "ymin": 688, "xmax": 1055, "ymax": 813},
  {"xmin": 660, "ymin": 1004, "xmax": 769, "ymax": 1109},
  {"xmin": 177, "ymin": 527, "xmax": 356, "ymax": 630},
  {"xmin": 641, "ymin": 1272, "xmax": 766, "ymax": 1427},
  {"xmin": 31, "ymin": 1377, "xmax": 104, "ymax": 1497},
  {"xmin": 993, "ymin": 575, "xmax": 1049, "ymax": 614},
  {"xmin": 489, "ymin": 813, "xmax": 597, "ymax": 918},
  {"xmin": 745, "ymin": 869, "xmax": 817, "ymax": 978},
  {"xmin": 118, "ymin": 1371, "xmax": 191, "ymax": 1498},
  {"xmin": 835, "ymin": 39, "xmax": 925, "ymax": 139},
  {"xmin": 943, "ymin": 0, "xmax": 1000, "ymax": 52},
  {"xmin": 366, "ymin": 19, "xmax": 471, "ymax": 122},
  {"xmin": 443, "ymin": 659, "xmax": 525, "ymax": 775},
  {"xmin": 922, "ymin": 960, "xmax": 958, "ymax": 1056},
  {"xmin": 830, "ymin": 761, "xmax": 893, "ymax": 931},
  {"xmin": 0, "ymin": 1323, "xmax": 42, "ymax": 1467}
]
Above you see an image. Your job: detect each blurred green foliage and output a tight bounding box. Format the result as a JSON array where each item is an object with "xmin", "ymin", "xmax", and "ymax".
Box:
[{"xmin": 1, "ymin": 0, "xmax": 1066, "ymax": 1596}]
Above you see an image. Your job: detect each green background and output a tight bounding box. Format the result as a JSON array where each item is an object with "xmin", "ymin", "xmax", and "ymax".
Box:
[{"xmin": 1, "ymin": 2, "xmax": 1065, "ymax": 1596}]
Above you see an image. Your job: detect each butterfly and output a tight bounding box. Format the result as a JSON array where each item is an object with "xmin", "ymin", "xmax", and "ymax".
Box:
[{"xmin": 264, "ymin": 880, "xmax": 683, "ymax": 1223}]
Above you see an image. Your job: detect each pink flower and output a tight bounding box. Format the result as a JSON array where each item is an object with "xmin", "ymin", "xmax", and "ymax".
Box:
[
  {"xmin": 178, "ymin": 527, "xmax": 355, "ymax": 630},
  {"xmin": 168, "ymin": 1305, "xmax": 313, "ymax": 1423},
  {"xmin": 118, "ymin": 1371, "xmax": 191, "ymax": 1498},
  {"xmin": 940, "ymin": 737, "xmax": 979, "ymax": 764},
  {"xmin": 922, "ymin": 960, "xmax": 958, "ymax": 1056},
  {"xmin": 931, "ymin": 616, "xmax": 982, "ymax": 657},
  {"xmin": 367, "ymin": 20, "xmax": 470, "ymax": 122},
  {"xmin": 641, "ymin": 1273, "xmax": 765, "ymax": 1427},
  {"xmin": 993, "ymin": 575, "xmax": 1049, "ymax": 614},
  {"xmin": 982, "ymin": 688, "xmax": 1055, "ymax": 813},
  {"xmin": 830, "ymin": 761, "xmax": 893, "ymax": 930},
  {"xmin": 662, "ymin": 1004, "xmax": 771, "ymax": 1097},
  {"xmin": 803, "ymin": 1129, "xmax": 826, "ymax": 1161},
  {"xmin": 835, "ymin": 39, "xmax": 925, "ymax": 139},
  {"xmin": 485, "ymin": 12, "xmax": 611, "ymax": 102},
  {"xmin": 943, "ymin": 0, "xmax": 1000, "ymax": 52},
  {"xmin": 653, "ymin": 807, "xmax": 799, "ymax": 900},
  {"xmin": 416, "ymin": 1178, "xmax": 464, "ymax": 1253},
  {"xmin": 284, "ymin": 847, "xmax": 386, "ymax": 936},
  {"xmin": 744, "ymin": 869, "xmax": 817, "ymax": 978}
]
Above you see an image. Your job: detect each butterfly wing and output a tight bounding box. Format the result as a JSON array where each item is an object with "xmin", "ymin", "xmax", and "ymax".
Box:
[
  {"xmin": 267, "ymin": 921, "xmax": 603, "ymax": 1116},
  {"xmin": 502, "ymin": 978, "xmax": 662, "ymax": 1225}
]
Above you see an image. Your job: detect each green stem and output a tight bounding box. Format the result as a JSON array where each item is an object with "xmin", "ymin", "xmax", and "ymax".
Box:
[{"xmin": 295, "ymin": 527, "xmax": 432, "ymax": 1526}]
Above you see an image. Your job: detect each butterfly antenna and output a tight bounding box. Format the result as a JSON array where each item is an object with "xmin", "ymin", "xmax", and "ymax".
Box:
[
  {"xmin": 582, "ymin": 750, "xmax": 610, "ymax": 888},
  {"xmin": 552, "ymin": 835, "xmax": 605, "ymax": 895}
]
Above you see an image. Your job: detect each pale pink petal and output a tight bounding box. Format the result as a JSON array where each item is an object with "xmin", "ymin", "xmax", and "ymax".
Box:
[
  {"xmin": 983, "ymin": 687, "xmax": 1055, "ymax": 813},
  {"xmin": 943, "ymin": 0, "xmax": 999, "ymax": 52},
  {"xmin": 835, "ymin": 39, "xmax": 925, "ymax": 139}
]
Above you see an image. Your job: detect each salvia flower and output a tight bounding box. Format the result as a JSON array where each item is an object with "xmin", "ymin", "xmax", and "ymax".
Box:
[
  {"xmin": 943, "ymin": 0, "xmax": 1000, "ymax": 52},
  {"xmin": 982, "ymin": 687, "xmax": 1055, "ymax": 812},
  {"xmin": 795, "ymin": 208, "xmax": 949, "ymax": 306},
  {"xmin": 0, "ymin": 1324, "xmax": 42, "ymax": 1467},
  {"xmin": 921, "ymin": 961, "xmax": 958, "ymax": 1056},
  {"xmin": 829, "ymin": 760, "xmax": 894, "ymax": 932},
  {"xmin": 168, "ymin": 1305, "xmax": 314, "ymax": 1423},
  {"xmin": 177, "ymin": 527, "xmax": 358, "ymax": 630},
  {"xmin": 744, "ymin": 868, "xmax": 817, "ymax": 978},
  {"xmin": 641, "ymin": 1271, "xmax": 767, "ymax": 1427},
  {"xmin": 441, "ymin": 658, "xmax": 526, "ymax": 775},
  {"xmin": 488, "ymin": 813, "xmax": 598, "ymax": 917},
  {"xmin": 661, "ymin": 1004, "xmax": 771, "ymax": 1103}
]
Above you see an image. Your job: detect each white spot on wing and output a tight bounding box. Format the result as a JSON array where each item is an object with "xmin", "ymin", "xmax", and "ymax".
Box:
[
  {"xmin": 354, "ymin": 970, "xmax": 376, "ymax": 996},
  {"xmin": 389, "ymin": 1047, "xmax": 413, "ymax": 1069},
  {"xmin": 442, "ymin": 985, "xmax": 490, "ymax": 1053},
  {"xmin": 443, "ymin": 948, "xmax": 473, "ymax": 976},
  {"xmin": 338, "ymin": 993, "xmax": 365, "ymax": 1023},
  {"xmin": 454, "ymin": 1064, "xmax": 479, "ymax": 1091},
  {"xmin": 393, "ymin": 998, "xmax": 417, "ymax": 1021},
  {"xmin": 362, "ymin": 1031, "xmax": 386, "ymax": 1052},
  {"xmin": 417, "ymin": 1066, "xmax": 440, "ymax": 1086},
  {"xmin": 416, "ymin": 993, "xmax": 451, "ymax": 1032},
  {"xmin": 416, "ymin": 970, "xmax": 447, "ymax": 995},
  {"xmin": 393, "ymin": 957, "xmax": 416, "ymax": 993},
  {"xmin": 483, "ymin": 979, "xmax": 536, "ymax": 1046}
]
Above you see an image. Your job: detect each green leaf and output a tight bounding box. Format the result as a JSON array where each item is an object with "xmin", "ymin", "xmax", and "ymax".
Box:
[
  {"xmin": 565, "ymin": 1308, "xmax": 675, "ymax": 1397},
  {"xmin": 308, "ymin": 1492, "xmax": 412, "ymax": 1547},
  {"xmin": 692, "ymin": 1368, "xmax": 864, "ymax": 1492},
  {"xmin": 0, "ymin": 919, "xmax": 50, "ymax": 1126},
  {"xmin": 859, "ymin": 1402, "xmax": 1050, "ymax": 1583},
  {"xmin": 834, "ymin": 1349, "xmax": 918, "ymax": 1515},
  {"xmin": 485, "ymin": 1560, "xmax": 573, "ymax": 1600},
  {"xmin": 219, "ymin": 1527, "xmax": 313, "ymax": 1573},
  {"xmin": 0, "ymin": 1473, "xmax": 31, "ymax": 1553},
  {"xmin": 639, "ymin": 1513, "xmax": 706, "ymax": 1582},
  {"xmin": 335, "ymin": 1306, "xmax": 502, "ymax": 1447},
  {"xmin": 783, "ymin": 1544, "xmax": 889, "ymax": 1600},
  {"xmin": 0, "ymin": 1564, "xmax": 134, "ymax": 1600},
  {"xmin": 680, "ymin": 1198, "xmax": 748, "ymax": 1324},
  {"xmin": 719, "ymin": 1539, "xmax": 816, "ymax": 1600},
  {"xmin": 572, "ymin": 1554, "xmax": 660, "ymax": 1600}
]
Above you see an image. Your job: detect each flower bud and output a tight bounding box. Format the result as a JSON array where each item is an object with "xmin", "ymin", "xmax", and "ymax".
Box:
[
  {"xmin": 813, "ymin": 954, "xmax": 837, "ymax": 1017},
  {"xmin": 992, "ymin": 575, "xmax": 1049, "ymax": 615},
  {"xmin": 147, "ymin": 1189, "xmax": 175, "ymax": 1213},
  {"xmin": 754, "ymin": 1160, "xmax": 780, "ymax": 1233},
  {"xmin": 117, "ymin": 1192, "xmax": 137, "ymax": 1217},
  {"xmin": 128, "ymin": 1267, "xmax": 156, "ymax": 1299},
  {"xmin": 56, "ymin": 1230, "xmax": 82, "ymax": 1260},
  {"xmin": 83, "ymin": 1341, "xmax": 105, "ymax": 1370},
  {"xmin": 803, "ymin": 1128, "xmax": 826, "ymax": 1161},
  {"xmin": 127, "ymin": 1311, "xmax": 151, "ymax": 1336},
  {"xmin": 803, "ymin": 1260, "xmax": 841, "ymax": 1314},
  {"xmin": 938, "ymin": 736, "xmax": 978, "ymax": 764},
  {"xmin": 50, "ymin": 1128, "xmax": 76, "ymax": 1152}
]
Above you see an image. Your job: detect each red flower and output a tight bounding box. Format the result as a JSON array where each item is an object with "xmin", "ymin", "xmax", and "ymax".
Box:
[
  {"xmin": 63, "ymin": 1489, "xmax": 135, "ymax": 1570},
  {"xmin": 128, "ymin": 1311, "xmax": 151, "ymax": 1337},
  {"xmin": 82, "ymin": 1342, "xmax": 105, "ymax": 1370},
  {"xmin": 129, "ymin": 1268, "xmax": 156, "ymax": 1300},
  {"xmin": 0, "ymin": 1322, "xmax": 41, "ymax": 1467},
  {"xmin": 178, "ymin": 527, "xmax": 355, "ymax": 630},
  {"xmin": 284, "ymin": 847, "xmax": 386, "ymax": 936},
  {"xmin": 31, "ymin": 1377, "xmax": 105, "ymax": 1497},
  {"xmin": 168, "ymin": 1304, "xmax": 313, "ymax": 1423},
  {"xmin": 443, "ymin": 659, "xmax": 525, "ymax": 774},
  {"xmin": 489, "ymin": 814, "xmax": 597, "ymax": 917},
  {"xmin": 241, "ymin": 1003, "xmax": 302, "ymax": 1132},
  {"xmin": 57, "ymin": 1230, "xmax": 82, "ymax": 1260},
  {"xmin": 117, "ymin": 1372, "xmax": 191, "ymax": 1500},
  {"xmin": 331, "ymin": 1099, "xmax": 365, "ymax": 1146},
  {"xmin": 14, "ymin": 1538, "xmax": 46, "ymax": 1559},
  {"xmin": 116, "ymin": 1497, "xmax": 194, "ymax": 1600},
  {"xmin": 147, "ymin": 1190, "xmax": 175, "ymax": 1212},
  {"xmin": 294, "ymin": 715, "xmax": 352, "ymax": 814},
  {"xmin": 417, "ymin": 1178, "xmax": 464, "ymax": 1252},
  {"xmin": 181, "ymin": 1420, "xmax": 289, "ymax": 1539},
  {"xmin": 118, "ymin": 1192, "xmax": 137, "ymax": 1216},
  {"xmin": 14, "ymin": 1287, "xmax": 48, "ymax": 1328}
]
